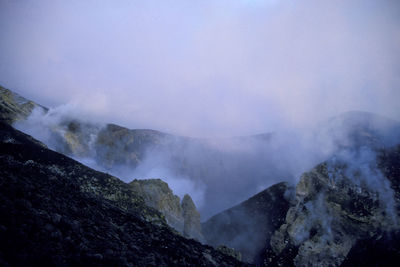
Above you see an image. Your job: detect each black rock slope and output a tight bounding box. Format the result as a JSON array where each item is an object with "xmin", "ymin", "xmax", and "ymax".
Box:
[
  {"xmin": 202, "ymin": 182, "xmax": 293, "ymax": 263},
  {"xmin": 0, "ymin": 122, "xmax": 249, "ymax": 266}
]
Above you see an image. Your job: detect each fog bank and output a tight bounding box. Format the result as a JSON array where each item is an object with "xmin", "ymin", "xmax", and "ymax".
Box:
[
  {"xmin": 1, "ymin": 0, "xmax": 400, "ymax": 137},
  {"xmin": 14, "ymin": 105, "xmax": 400, "ymax": 219}
]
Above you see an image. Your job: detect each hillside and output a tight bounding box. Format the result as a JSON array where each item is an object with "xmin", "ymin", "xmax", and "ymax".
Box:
[
  {"xmin": 202, "ymin": 182, "xmax": 293, "ymax": 263},
  {"xmin": 0, "ymin": 86, "xmax": 206, "ymax": 240},
  {"xmin": 261, "ymin": 145, "xmax": 400, "ymax": 266},
  {"xmin": 1, "ymin": 86, "xmax": 280, "ymax": 219},
  {"xmin": 0, "ymin": 122, "xmax": 247, "ymax": 266},
  {"xmin": 2, "ymin": 85, "xmax": 400, "ymax": 266},
  {"xmin": 202, "ymin": 144, "xmax": 400, "ymax": 266}
]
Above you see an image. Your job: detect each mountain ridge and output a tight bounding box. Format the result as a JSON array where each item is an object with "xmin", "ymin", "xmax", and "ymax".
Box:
[
  {"xmin": 0, "ymin": 85, "xmax": 207, "ymax": 239},
  {"xmin": 0, "ymin": 121, "xmax": 247, "ymax": 266},
  {"xmin": 2, "ymin": 85, "xmax": 400, "ymax": 266},
  {"xmin": 202, "ymin": 182, "xmax": 293, "ymax": 263}
]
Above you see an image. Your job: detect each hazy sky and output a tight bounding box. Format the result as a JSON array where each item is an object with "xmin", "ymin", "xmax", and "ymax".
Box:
[{"xmin": 1, "ymin": 0, "xmax": 400, "ymax": 137}]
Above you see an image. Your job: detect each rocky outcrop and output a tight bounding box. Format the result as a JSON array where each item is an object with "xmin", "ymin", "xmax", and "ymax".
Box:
[
  {"xmin": 130, "ymin": 179, "xmax": 204, "ymax": 242},
  {"xmin": 0, "ymin": 86, "xmax": 206, "ymax": 241},
  {"xmin": 0, "ymin": 122, "xmax": 248, "ymax": 266},
  {"xmin": 182, "ymin": 194, "xmax": 204, "ymax": 242},
  {"xmin": 0, "ymin": 86, "xmax": 43, "ymax": 124},
  {"xmin": 95, "ymin": 124, "xmax": 170, "ymax": 168},
  {"xmin": 263, "ymin": 146, "xmax": 400, "ymax": 266},
  {"xmin": 129, "ymin": 179, "xmax": 183, "ymax": 230},
  {"xmin": 202, "ymin": 182, "xmax": 293, "ymax": 263},
  {"xmin": 216, "ymin": 245, "xmax": 243, "ymax": 262},
  {"xmin": 0, "ymin": 86, "xmax": 169, "ymax": 166}
]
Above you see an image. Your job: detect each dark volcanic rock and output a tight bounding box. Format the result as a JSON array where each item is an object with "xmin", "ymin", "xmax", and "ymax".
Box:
[
  {"xmin": 0, "ymin": 86, "xmax": 205, "ymax": 240},
  {"xmin": 263, "ymin": 146, "xmax": 400, "ymax": 267},
  {"xmin": 202, "ymin": 182, "xmax": 293, "ymax": 263},
  {"xmin": 339, "ymin": 146, "xmax": 400, "ymax": 267},
  {"xmin": 0, "ymin": 122, "xmax": 249, "ymax": 266},
  {"xmin": 3, "ymin": 86, "xmax": 400, "ymax": 266},
  {"xmin": 341, "ymin": 231, "xmax": 400, "ymax": 267}
]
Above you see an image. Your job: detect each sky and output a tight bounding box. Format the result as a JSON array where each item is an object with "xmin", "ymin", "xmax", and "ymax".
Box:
[{"xmin": 1, "ymin": 0, "xmax": 400, "ymax": 137}]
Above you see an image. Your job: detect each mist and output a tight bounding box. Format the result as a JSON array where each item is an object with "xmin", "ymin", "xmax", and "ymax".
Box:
[
  {"xmin": 1, "ymin": 0, "xmax": 400, "ymax": 137},
  {"xmin": 14, "ymin": 101, "xmax": 400, "ymax": 220},
  {"xmin": 2, "ymin": 1, "xmax": 400, "ymax": 263},
  {"xmin": 3, "ymin": 0, "xmax": 400, "ymax": 219}
]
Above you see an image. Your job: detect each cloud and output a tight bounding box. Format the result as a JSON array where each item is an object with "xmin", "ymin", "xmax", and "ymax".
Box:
[{"xmin": 1, "ymin": 0, "xmax": 400, "ymax": 137}]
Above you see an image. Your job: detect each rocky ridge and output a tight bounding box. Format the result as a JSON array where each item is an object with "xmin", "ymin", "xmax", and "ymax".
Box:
[
  {"xmin": 262, "ymin": 146, "xmax": 400, "ymax": 266},
  {"xmin": 202, "ymin": 182, "xmax": 293, "ymax": 263},
  {"xmin": 0, "ymin": 85, "xmax": 43, "ymax": 124},
  {"xmin": 2, "ymin": 86, "xmax": 280, "ymax": 219},
  {"xmin": 0, "ymin": 86, "xmax": 204, "ymax": 240},
  {"xmin": 3, "ymin": 85, "xmax": 400, "ymax": 265},
  {"xmin": 201, "ymin": 111, "xmax": 400, "ymax": 266},
  {"xmin": 0, "ymin": 122, "xmax": 248, "ymax": 266},
  {"xmin": 181, "ymin": 194, "xmax": 204, "ymax": 242},
  {"xmin": 130, "ymin": 179, "xmax": 204, "ymax": 242}
]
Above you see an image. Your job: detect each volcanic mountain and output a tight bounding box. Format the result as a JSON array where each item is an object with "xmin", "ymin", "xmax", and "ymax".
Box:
[
  {"xmin": 2, "ymin": 85, "xmax": 400, "ymax": 266},
  {"xmin": 1, "ymin": 85, "xmax": 282, "ymax": 219},
  {"xmin": 201, "ymin": 112, "xmax": 400, "ymax": 265},
  {"xmin": 0, "ymin": 121, "xmax": 246, "ymax": 266}
]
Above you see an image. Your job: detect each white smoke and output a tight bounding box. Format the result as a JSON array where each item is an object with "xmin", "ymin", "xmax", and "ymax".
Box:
[
  {"xmin": 14, "ymin": 105, "xmax": 207, "ymax": 210},
  {"xmin": 331, "ymin": 147, "xmax": 399, "ymax": 225},
  {"xmin": 12, "ymin": 104, "xmax": 400, "ymax": 220}
]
